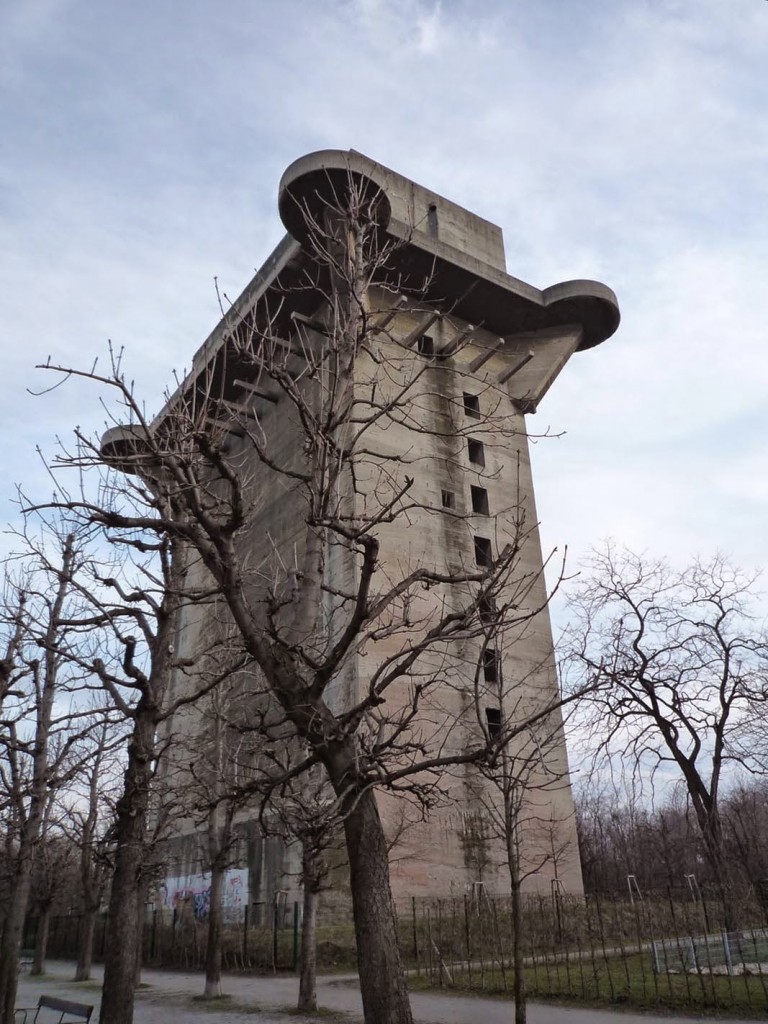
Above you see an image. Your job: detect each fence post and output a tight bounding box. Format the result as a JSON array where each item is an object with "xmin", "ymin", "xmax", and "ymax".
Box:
[
  {"xmin": 411, "ymin": 896, "xmax": 419, "ymax": 972},
  {"xmin": 722, "ymin": 930, "xmax": 732, "ymax": 975},
  {"xmin": 293, "ymin": 901, "xmax": 299, "ymax": 972},
  {"xmin": 272, "ymin": 899, "xmax": 279, "ymax": 973},
  {"xmin": 463, "ymin": 894, "xmax": 471, "ymax": 990},
  {"xmin": 243, "ymin": 903, "xmax": 249, "ymax": 963}
]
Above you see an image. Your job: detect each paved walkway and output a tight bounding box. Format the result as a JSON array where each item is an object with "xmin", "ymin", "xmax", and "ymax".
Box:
[{"xmin": 15, "ymin": 960, "xmax": 753, "ymax": 1023}]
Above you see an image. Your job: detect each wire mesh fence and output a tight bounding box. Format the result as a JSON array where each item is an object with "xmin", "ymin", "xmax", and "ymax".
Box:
[
  {"xmin": 33, "ymin": 884, "xmax": 768, "ymax": 1013},
  {"xmin": 39, "ymin": 902, "xmax": 306, "ymax": 972},
  {"xmin": 397, "ymin": 887, "xmax": 768, "ymax": 1013}
]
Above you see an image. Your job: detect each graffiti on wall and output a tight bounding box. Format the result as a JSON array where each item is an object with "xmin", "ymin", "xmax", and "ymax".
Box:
[{"xmin": 158, "ymin": 868, "xmax": 248, "ymax": 921}]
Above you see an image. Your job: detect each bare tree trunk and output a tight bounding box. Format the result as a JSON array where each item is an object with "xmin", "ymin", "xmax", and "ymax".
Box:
[
  {"xmin": 98, "ymin": 713, "xmax": 153, "ymax": 1024},
  {"xmin": 706, "ymin": 841, "xmax": 736, "ymax": 931},
  {"xmin": 0, "ymin": 536, "xmax": 74, "ymax": 1024},
  {"xmin": 97, "ymin": 540, "xmax": 182, "ymax": 1024},
  {"xmin": 692, "ymin": 797, "xmax": 735, "ymax": 929},
  {"xmin": 298, "ymin": 844, "xmax": 319, "ymax": 1013},
  {"xmin": 31, "ymin": 903, "xmax": 51, "ymax": 976},
  {"xmin": 511, "ymin": 878, "xmax": 526, "ymax": 1024},
  {"xmin": 501, "ymin": 784, "xmax": 528, "ymax": 1024},
  {"xmin": 341, "ymin": 786, "xmax": 412, "ymax": 1024},
  {"xmin": 135, "ymin": 871, "xmax": 150, "ymax": 987},
  {"xmin": 75, "ymin": 718, "xmax": 110, "ymax": 983},
  {"xmin": 0, "ymin": 860, "xmax": 33, "ymax": 1024},
  {"xmin": 203, "ymin": 861, "xmax": 225, "ymax": 998},
  {"xmin": 74, "ymin": 908, "xmax": 97, "ymax": 982}
]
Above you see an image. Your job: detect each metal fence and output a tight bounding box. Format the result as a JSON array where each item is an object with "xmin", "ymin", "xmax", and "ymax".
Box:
[
  {"xmin": 31, "ymin": 885, "xmax": 768, "ymax": 1014},
  {"xmin": 38, "ymin": 901, "xmax": 305, "ymax": 973},
  {"xmin": 399, "ymin": 888, "xmax": 768, "ymax": 1013}
]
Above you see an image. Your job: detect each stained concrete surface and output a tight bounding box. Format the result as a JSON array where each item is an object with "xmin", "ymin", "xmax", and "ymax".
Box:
[{"xmin": 15, "ymin": 960, "xmax": 752, "ymax": 1024}]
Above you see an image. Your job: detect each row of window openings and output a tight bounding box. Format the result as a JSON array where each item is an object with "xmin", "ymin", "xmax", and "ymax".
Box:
[
  {"xmin": 440, "ymin": 492, "xmax": 493, "ymax": 570},
  {"xmin": 443, "ymin": 389, "xmax": 498, "ymax": 733},
  {"xmin": 441, "ymin": 484, "xmax": 489, "ymax": 516},
  {"xmin": 470, "ymin": 382, "xmax": 500, "ymax": 734},
  {"xmin": 484, "ymin": 644, "xmax": 501, "ymax": 736}
]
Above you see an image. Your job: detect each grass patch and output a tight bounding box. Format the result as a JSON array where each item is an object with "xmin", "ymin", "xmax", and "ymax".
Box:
[
  {"xmin": 313, "ymin": 926, "xmax": 358, "ymax": 973},
  {"xmin": 189, "ymin": 1000, "xmax": 262, "ymax": 1015},
  {"xmin": 278, "ymin": 1005, "xmax": 352, "ymax": 1020},
  {"xmin": 411, "ymin": 953, "xmax": 768, "ymax": 1018}
]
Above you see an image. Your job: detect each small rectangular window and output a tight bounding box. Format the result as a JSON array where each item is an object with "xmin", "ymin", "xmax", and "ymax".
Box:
[
  {"xmin": 474, "ymin": 536, "xmax": 492, "ymax": 567},
  {"xmin": 418, "ymin": 334, "xmax": 434, "ymax": 356},
  {"xmin": 467, "ymin": 439, "xmax": 485, "ymax": 467},
  {"xmin": 485, "ymin": 707, "xmax": 502, "ymax": 739},
  {"xmin": 471, "ymin": 485, "xmax": 489, "ymax": 515},
  {"xmin": 483, "ymin": 648, "xmax": 498, "ymax": 683},
  {"xmin": 463, "ymin": 393, "xmax": 480, "ymax": 418},
  {"xmin": 478, "ymin": 595, "xmax": 496, "ymax": 623},
  {"xmin": 441, "ymin": 489, "xmax": 455, "ymax": 509}
]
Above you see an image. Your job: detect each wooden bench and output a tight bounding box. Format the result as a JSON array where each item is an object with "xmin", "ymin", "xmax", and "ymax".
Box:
[{"xmin": 14, "ymin": 996, "xmax": 94, "ymax": 1023}]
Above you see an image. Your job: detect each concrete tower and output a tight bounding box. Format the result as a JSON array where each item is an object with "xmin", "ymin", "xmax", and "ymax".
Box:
[{"xmin": 111, "ymin": 150, "xmax": 619, "ymax": 908}]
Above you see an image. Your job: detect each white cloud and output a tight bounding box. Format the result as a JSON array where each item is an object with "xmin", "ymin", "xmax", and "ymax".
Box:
[
  {"xmin": 416, "ymin": 2, "xmax": 444, "ymax": 54},
  {"xmin": 1, "ymin": 0, "xmax": 766, "ymax": 593}
]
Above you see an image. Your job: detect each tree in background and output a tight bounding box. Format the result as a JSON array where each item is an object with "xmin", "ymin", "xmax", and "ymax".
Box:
[
  {"xmin": 178, "ymin": 669, "xmax": 257, "ymax": 1000},
  {"xmin": 19, "ymin": 482, "xmax": 241, "ymax": 1024},
  {"xmin": 63, "ymin": 716, "xmax": 124, "ymax": 981},
  {"xmin": 0, "ymin": 529, "xmax": 102, "ymax": 1024},
  {"xmin": 564, "ymin": 545, "xmax": 768, "ymax": 922},
  {"xmin": 575, "ymin": 774, "xmax": 768, "ymax": 908},
  {"xmin": 469, "ymin": 600, "xmax": 579, "ymax": 1024},
  {"xmin": 27, "ymin": 830, "xmax": 77, "ymax": 976}
]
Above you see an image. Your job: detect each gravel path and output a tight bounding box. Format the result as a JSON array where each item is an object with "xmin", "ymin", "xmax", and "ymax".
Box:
[{"xmin": 15, "ymin": 960, "xmax": 754, "ymax": 1023}]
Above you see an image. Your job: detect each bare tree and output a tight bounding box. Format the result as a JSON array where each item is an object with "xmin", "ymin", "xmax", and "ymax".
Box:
[
  {"xmin": 468, "ymin": 608, "xmax": 580, "ymax": 1024},
  {"xmin": 563, "ymin": 545, "xmax": 768, "ymax": 922},
  {"xmin": 59, "ymin": 535, "xmax": 208, "ymax": 1024},
  {"xmin": 722, "ymin": 780, "xmax": 768, "ymax": 907},
  {"xmin": 0, "ymin": 530, "xmax": 97, "ymax": 1024},
  {"xmin": 40, "ymin": 168, "xmax": 592, "ymax": 1024},
  {"xmin": 28, "ymin": 828, "xmax": 76, "ymax": 975},
  {"xmin": 574, "ymin": 778, "xmax": 703, "ymax": 893},
  {"xmin": 62, "ymin": 716, "xmax": 124, "ymax": 981},
  {"xmin": 176, "ymin": 671, "xmax": 257, "ymax": 1000},
  {"xmin": 17, "ymin": 499, "xmax": 240, "ymax": 1024},
  {"xmin": 176, "ymin": 653, "xmax": 340, "ymax": 1010},
  {"xmin": 261, "ymin": 761, "xmax": 339, "ymax": 1014}
]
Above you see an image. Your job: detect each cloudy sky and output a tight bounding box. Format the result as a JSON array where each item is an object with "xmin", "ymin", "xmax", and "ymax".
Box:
[{"xmin": 2, "ymin": 0, "xmax": 767, "ymax": 606}]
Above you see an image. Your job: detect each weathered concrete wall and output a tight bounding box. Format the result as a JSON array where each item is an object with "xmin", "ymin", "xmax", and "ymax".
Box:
[{"xmin": 339, "ymin": 299, "xmax": 583, "ymax": 898}]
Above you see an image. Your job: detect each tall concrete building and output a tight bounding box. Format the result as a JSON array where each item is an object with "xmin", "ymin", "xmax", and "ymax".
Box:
[{"xmin": 111, "ymin": 150, "xmax": 619, "ymax": 910}]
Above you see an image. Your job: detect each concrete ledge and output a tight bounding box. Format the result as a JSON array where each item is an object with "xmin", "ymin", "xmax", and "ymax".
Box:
[{"xmin": 277, "ymin": 148, "xmax": 619, "ymax": 350}]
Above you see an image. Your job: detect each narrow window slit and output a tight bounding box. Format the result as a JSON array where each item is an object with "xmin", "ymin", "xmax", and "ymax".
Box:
[
  {"xmin": 485, "ymin": 707, "xmax": 502, "ymax": 739},
  {"xmin": 474, "ymin": 536, "xmax": 492, "ymax": 567},
  {"xmin": 468, "ymin": 439, "xmax": 485, "ymax": 467},
  {"xmin": 463, "ymin": 392, "xmax": 480, "ymax": 418},
  {"xmin": 417, "ymin": 334, "xmax": 434, "ymax": 356},
  {"xmin": 471, "ymin": 485, "xmax": 489, "ymax": 515},
  {"xmin": 483, "ymin": 648, "xmax": 499, "ymax": 683}
]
